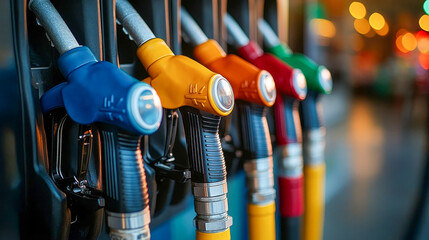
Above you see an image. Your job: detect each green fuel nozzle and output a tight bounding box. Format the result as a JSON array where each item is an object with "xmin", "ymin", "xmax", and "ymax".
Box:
[{"xmin": 258, "ymin": 19, "xmax": 332, "ymax": 95}]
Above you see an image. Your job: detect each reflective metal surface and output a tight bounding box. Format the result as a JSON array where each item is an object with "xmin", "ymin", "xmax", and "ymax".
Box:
[
  {"xmin": 192, "ymin": 180, "xmax": 233, "ymax": 233},
  {"xmin": 243, "ymin": 157, "xmax": 276, "ymax": 204},
  {"xmin": 278, "ymin": 143, "xmax": 303, "ymax": 177},
  {"xmin": 106, "ymin": 207, "xmax": 151, "ymax": 240}
]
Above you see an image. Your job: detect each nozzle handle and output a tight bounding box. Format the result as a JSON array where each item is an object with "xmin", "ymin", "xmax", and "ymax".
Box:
[
  {"xmin": 257, "ymin": 19, "xmax": 280, "ymax": 49},
  {"xmin": 180, "ymin": 7, "xmax": 209, "ymax": 46},
  {"xmin": 180, "ymin": 107, "xmax": 226, "ymax": 183},
  {"xmin": 274, "ymin": 96, "xmax": 301, "ymax": 145},
  {"xmin": 237, "ymin": 102, "xmax": 272, "ymax": 159},
  {"xmin": 29, "ymin": 0, "xmax": 79, "ymax": 54},
  {"xmin": 224, "ymin": 13, "xmax": 250, "ymax": 48},
  {"xmin": 299, "ymin": 91, "xmax": 323, "ymax": 130},
  {"xmin": 100, "ymin": 126, "xmax": 151, "ymax": 239},
  {"xmin": 101, "ymin": 126, "xmax": 149, "ymax": 213},
  {"xmin": 115, "ymin": 0, "xmax": 156, "ymax": 47}
]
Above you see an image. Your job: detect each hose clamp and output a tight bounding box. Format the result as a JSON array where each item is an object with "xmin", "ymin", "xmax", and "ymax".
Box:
[
  {"xmin": 303, "ymin": 128, "xmax": 326, "ymax": 166},
  {"xmin": 192, "ymin": 180, "xmax": 233, "ymax": 233},
  {"xmin": 243, "ymin": 157, "xmax": 276, "ymax": 205},
  {"xmin": 106, "ymin": 207, "xmax": 151, "ymax": 240},
  {"xmin": 278, "ymin": 143, "xmax": 303, "ymax": 178}
]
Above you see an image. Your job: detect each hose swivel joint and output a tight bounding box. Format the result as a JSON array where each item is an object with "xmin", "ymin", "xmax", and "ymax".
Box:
[
  {"xmin": 278, "ymin": 143, "xmax": 303, "ymax": 178},
  {"xmin": 106, "ymin": 207, "xmax": 151, "ymax": 240},
  {"xmin": 243, "ymin": 157, "xmax": 276, "ymax": 205},
  {"xmin": 303, "ymin": 128, "xmax": 326, "ymax": 166},
  {"xmin": 192, "ymin": 180, "xmax": 233, "ymax": 233}
]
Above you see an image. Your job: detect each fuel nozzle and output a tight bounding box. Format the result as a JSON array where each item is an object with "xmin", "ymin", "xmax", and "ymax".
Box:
[
  {"xmin": 225, "ymin": 14, "xmax": 307, "ymax": 101},
  {"xmin": 30, "ymin": 0, "xmax": 162, "ymax": 135},
  {"xmin": 29, "ymin": 1, "xmax": 162, "ymax": 239},
  {"xmin": 258, "ymin": 19, "xmax": 332, "ymax": 95},
  {"xmin": 181, "ymin": 7, "xmax": 276, "ymax": 107},
  {"xmin": 116, "ymin": 0, "xmax": 233, "ymax": 237},
  {"xmin": 115, "ymin": 0, "xmax": 234, "ymax": 116}
]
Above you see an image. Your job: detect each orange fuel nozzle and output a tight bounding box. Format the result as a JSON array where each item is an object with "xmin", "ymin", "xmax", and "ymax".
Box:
[
  {"xmin": 179, "ymin": 8, "xmax": 276, "ymax": 107},
  {"xmin": 193, "ymin": 40, "xmax": 276, "ymax": 107}
]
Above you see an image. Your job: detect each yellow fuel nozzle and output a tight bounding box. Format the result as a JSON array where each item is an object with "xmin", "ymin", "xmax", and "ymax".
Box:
[
  {"xmin": 136, "ymin": 38, "xmax": 234, "ymax": 116},
  {"xmin": 115, "ymin": 0, "xmax": 234, "ymax": 117}
]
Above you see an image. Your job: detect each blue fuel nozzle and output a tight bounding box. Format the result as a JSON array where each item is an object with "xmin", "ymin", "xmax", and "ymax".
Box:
[{"xmin": 40, "ymin": 46, "xmax": 162, "ymax": 135}]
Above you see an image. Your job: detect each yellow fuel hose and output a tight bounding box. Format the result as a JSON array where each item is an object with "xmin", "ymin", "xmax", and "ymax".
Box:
[
  {"xmin": 196, "ymin": 229, "xmax": 231, "ymax": 240},
  {"xmin": 248, "ymin": 202, "xmax": 276, "ymax": 240},
  {"xmin": 302, "ymin": 163, "xmax": 325, "ymax": 240}
]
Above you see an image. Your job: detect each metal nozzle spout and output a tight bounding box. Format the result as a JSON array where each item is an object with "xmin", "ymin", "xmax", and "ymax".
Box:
[
  {"xmin": 29, "ymin": 0, "xmax": 79, "ymax": 54},
  {"xmin": 224, "ymin": 13, "xmax": 250, "ymax": 48},
  {"xmin": 180, "ymin": 7, "xmax": 209, "ymax": 46},
  {"xmin": 115, "ymin": 0, "xmax": 156, "ymax": 47}
]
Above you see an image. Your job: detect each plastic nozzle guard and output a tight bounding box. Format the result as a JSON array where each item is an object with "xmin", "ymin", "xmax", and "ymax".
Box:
[
  {"xmin": 269, "ymin": 44, "xmax": 332, "ymax": 95},
  {"xmin": 237, "ymin": 42, "xmax": 307, "ymax": 101},
  {"xmin": 40, "ymin": 46, "xmax": 162, "ymax": 136},
  {"xmin": 193, "ymin": 40, "xmax": 276, "ymax": 107},
  {"xmin": 136, "ymin": 38, "xmax": 234, "ymax": 116}
]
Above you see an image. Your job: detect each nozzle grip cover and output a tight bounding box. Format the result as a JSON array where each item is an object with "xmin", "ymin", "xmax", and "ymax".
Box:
[
  {"xmin": 274, "ymin": 96, "xmax": 301, "ymax": 145},
  {"xmin": 238, "ymin": 42, "xmax": 302, "ymax": 100},
  {"xmin": 237, "ymin": 102, "xmax": 272, "ymax": 159},
  {"xmin": 180, "ymin": 107, "xmax": 227, "ymax": 183},
  {"xmin": 100, "ymin": 126, "xmax": 149, "ymax": 213},
  {"xmin": 40, "ymin": 46, "xmax": 157, "ymax": 135}
]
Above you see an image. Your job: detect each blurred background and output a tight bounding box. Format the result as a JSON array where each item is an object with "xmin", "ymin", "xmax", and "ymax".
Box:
[{"xmin": 297, "ymin": 0, "xmax": 429, "ymax": 239}]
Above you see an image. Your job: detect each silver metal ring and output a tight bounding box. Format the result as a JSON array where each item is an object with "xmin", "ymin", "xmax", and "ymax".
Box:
[
  {"xmin": 243, "ymin": 157, "xmax": 276, "ymax": 204},
  {"xmin": 192, "ymin": 180, "xmax": 233, "ymax": 233},
  {"xmin": 211, "ymin": 75, "xmax": 234, "ymax": 113},
  {"xmin": 277, "ymin": 143, "xmax": 303, "ymax": 177},
  {"xmin": 303, "ymin": 128, "xmax": 326, "ymax": 166},
  {"xmin": 106, "ymin": 207, "xmax": 151, "ymax": 230}
]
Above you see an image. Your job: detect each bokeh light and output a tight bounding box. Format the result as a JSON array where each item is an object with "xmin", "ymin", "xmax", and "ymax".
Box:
[
  {"xmin": 419, "ymin": 15, "xmax": 429, "ymax": 31},
  {"xmin": 375, "ymin": 23, "xmax": 389, "ymax": 36},
  {"xmin": 417, "ymin": 31, "xmax": 429, "ymax": 53},
  {"xmin": 369, "ymin": 12, "xmax": 386, "ymax": 30},
  {"xmin": 354, "ymin": 18, "xmax": 371, "ymax": 35},
  {"xmin": 424, "ymin": 0, "xmax": 429, "ymax": 15},
  {"xmin": 419, "ymin": 53, "xmax": 429, "ymax": 69},
  {"xmin": 418, "ymin": 38, "xmax": 429, "ymax": 53},
  {"xmin": 349, "ymin": 2, "xmax": 366, "ymax": 19},
  {"xmin": 396, "ymin": 34, "xmax": 408, "ymax": 53},
  {"xmin": 402, "ymin": 32, "xmax": 417, "ymax": 51},
  {"xmin": 310, "ymin": 18, "xmax": 336, "ymax": 38}
]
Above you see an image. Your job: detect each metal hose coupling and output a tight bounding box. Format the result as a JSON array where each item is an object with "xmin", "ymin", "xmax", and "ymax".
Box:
[
  {"xmin": 278, "ymin": 143, "xmax": 303, "ymax": 178},
  {"xmin": 243, "ymin": 157, "xmax": 276, "ymax": 205},
  {"xmin": 106, "ymin": 207, "xmax": 151, "ymax": 240},
  {"xmin": 303, "ymin": 128, "xmax": 326, "ymax": 166},
  {"xmin": 192, "ymin": 180, "xmax": 233, "ymax": 233}
]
